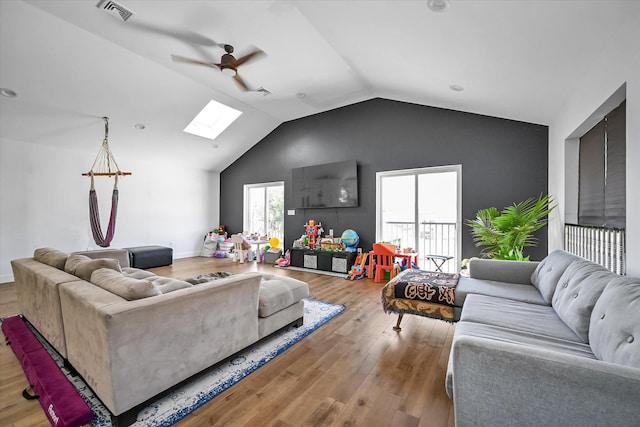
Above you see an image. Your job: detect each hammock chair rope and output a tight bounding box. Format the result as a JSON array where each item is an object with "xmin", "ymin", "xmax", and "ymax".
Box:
[{"xmin": 84, "ymin": 117, "xmax": 131, "ymax": 248}]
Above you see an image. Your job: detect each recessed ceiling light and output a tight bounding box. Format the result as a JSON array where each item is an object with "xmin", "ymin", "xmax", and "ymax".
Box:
[
  {"xmin": 134, "ymin": 123, "xmax": 146, "ymax": 130},
  {"xmin": 296, "ymin": 92, "xmax": 306, "ymax": 99},
  {"xmin": 0, "ymin": 88, "xmax": 18, "ymax": 98},
  {"xmin": 427, "ymin": 0, "xmax": 450, "ymax": 12},
  {"xmin": 449, "ymin": 84, "xmax": 464, "ymax": 92}
]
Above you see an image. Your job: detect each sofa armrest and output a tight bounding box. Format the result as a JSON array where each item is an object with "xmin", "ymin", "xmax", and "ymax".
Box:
[
  {"xmin": 59, "ymin": 273, "xmax": 262, "ymax": 415},
  {"xmin": 468, "ymin": 258, "xmax": 539, "ymax": 284},
  {"xmin": 452, "ymin": 335, "xmax": 640, "ymax": 427}
]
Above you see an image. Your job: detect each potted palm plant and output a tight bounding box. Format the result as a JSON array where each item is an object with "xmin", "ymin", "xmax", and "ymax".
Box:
[{"xmin": 467, "ymin": 194, "xmax": 555, "ymax": 261}]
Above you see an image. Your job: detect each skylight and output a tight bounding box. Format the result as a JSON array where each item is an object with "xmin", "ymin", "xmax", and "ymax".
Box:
[{"xmin": 183, "ymin": 100, "xmax": 242, "ymax": 141}]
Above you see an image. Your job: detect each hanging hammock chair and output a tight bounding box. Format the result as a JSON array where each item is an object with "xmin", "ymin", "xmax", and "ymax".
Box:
[{"xmin": 82, "ymin": 117, "xmax": 131, "ymax": 247}]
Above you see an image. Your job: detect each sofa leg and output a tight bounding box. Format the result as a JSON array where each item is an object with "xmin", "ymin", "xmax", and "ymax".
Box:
[
  {"xmin": 111, "ymin": 410, "xmax": 138, "ymax": 427},
  {"xmin": 63, "ymin": 358, "xmax": 79, "ymax": 377},
  {"xmin": 393, "ymin": 314, "xmax": 403, "ymax": 331},
  {"xmin": 294, "ymin": 317, "xmax": 303, "ymax": 328}
]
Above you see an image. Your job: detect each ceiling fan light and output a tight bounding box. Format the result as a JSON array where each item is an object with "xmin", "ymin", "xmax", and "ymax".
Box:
[
  {"xmin": 427, "ymin": 0, "xmax": 450, "ymax": 12},
  {"xmin": 221, "ymin": 66, "xmax": 236, "ymax": 76}
]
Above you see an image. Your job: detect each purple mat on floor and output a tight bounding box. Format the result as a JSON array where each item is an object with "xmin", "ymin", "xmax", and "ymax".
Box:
[{"xmin": 2, "ymin": 315, "xmax": 95, "ymax": 427}]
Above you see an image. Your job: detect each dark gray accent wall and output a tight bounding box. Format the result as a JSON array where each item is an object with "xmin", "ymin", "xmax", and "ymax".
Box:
[{"xmin": 220, "ymin": 98, "xmax": 549, "ymax": 261}]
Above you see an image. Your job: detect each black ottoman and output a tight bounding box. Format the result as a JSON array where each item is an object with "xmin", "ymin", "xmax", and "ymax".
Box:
[{"xmin": 125, "ymin": 246, "xmax": 173, "ymax": 269}]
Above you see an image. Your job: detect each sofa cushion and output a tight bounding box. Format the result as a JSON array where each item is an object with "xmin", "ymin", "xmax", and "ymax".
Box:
[
  {"xmin": 34, "ymin": 247, "xmax": 68, "ymax": 270},
  {"xmin": 460, "ymin": 294, "xmax": 581, "ymax": 342},
  {"xmin": 259, "ymin": 274, "xmax": 309, "ymax": 317},
  {"xmin": 552, "ymin": 259, "xmax": 613, "ymax": 343},
  {"xmin": 121, "ymin": 267, "xmax": 157, "ymax": 280},
  {"xmin": 530, "ymin": 250, "xmax": 583, "ymax": 304},
  {"xmin": 148, "ymin": 277, "xmax": 193, "ymax": 294},
  {"xmin": 455, "ymin": 277, "xmax": 547, "ymax": 308},
  {"xmin": 90, "ymin": 268, "xmax": 161, "ymax": 300},
  {"xmin": 589, "ymin": 276, "xmax": 640, "ymax": 368},
  {"xmin": 75, "ymin": 258, "xmax": 122, "ymax": 282},
  {"xmin": 64, "ymin": 254, "xmax": 92, "ymax": 275}
]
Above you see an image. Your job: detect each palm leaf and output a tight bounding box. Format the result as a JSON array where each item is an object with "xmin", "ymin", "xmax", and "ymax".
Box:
[{"xmin": 467, "ymin": 194, "xmax": 555, "ymax": 260}]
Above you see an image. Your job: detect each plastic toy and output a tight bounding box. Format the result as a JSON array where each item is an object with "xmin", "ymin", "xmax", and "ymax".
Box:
[
  {"xmin": 275, "ymin": 250, "xmax": 291, "ymax": 267},
  {"xmin": 347, "ymin": 253, "xmax": 368, "ymax": 280},
  {"xmin": 347, "ymin": 264, "xmax": 365, "ymax": 280},
  {"xmin": 341, "ymin": 229, "xmax": 360, "ymax": 252},
  {"xmin": 304, "ymin": 219, "xmax": 324, "ymax": 249}
]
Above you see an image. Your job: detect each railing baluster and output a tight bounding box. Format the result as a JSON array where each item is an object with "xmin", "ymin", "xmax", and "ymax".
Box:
[
  {"xmin": 383, "ymin": 221, "xmax": 457, "ymax": 273},
  {"xmin": 564, "ymin": 224, "xmax": 625, "ymax": 275}
]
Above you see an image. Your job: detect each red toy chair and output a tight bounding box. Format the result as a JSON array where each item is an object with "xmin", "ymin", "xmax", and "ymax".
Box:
[{"xmin": 370, "ymin": 243, "xmax": 400, "ymax": 283}]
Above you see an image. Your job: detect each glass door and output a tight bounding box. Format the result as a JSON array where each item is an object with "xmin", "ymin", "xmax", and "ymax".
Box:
[{"xmin": 376, "ymin": 165, "xmax": 461, "ymax": 273}]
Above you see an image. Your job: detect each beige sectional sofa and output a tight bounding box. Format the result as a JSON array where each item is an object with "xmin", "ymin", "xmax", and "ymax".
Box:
[{"xmin": 11, "ymin": 247, "xmax": 309, "ymax": 426}]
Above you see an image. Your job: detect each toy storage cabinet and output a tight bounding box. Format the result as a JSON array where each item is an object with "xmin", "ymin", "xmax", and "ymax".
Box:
[{"xmin": 289, "ymin": 248, "xmax": 356, "ymax": 273}]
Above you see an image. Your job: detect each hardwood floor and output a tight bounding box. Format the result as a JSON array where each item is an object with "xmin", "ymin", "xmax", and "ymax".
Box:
[{"xmin": 0, "ymin": 257, "xmax": 455, "ymax": 427}]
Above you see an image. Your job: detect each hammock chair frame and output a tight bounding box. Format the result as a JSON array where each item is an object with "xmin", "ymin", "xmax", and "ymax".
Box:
[{"xmin": 83, "ymin": 117, "xmax": 131, "ymax": 248}]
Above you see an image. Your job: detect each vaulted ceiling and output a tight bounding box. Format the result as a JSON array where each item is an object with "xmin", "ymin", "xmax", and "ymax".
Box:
[{"xmin": 1, "ymin": 0, "xmax": 637, "ymax": 171}]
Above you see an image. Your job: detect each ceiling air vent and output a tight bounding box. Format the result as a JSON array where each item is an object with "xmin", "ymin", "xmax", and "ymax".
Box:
[
  {"xmin": 253, "ymin": 87, "xmax": 272, "ymax": 96},
  {"xmin": 96, "ymin": 0, "xmax": 134, "ymax": 22}
]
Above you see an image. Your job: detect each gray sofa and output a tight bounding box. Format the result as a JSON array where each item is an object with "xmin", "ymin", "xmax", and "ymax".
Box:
[
  {"xmin": 11, "ymin": 247, "xmax": 309, "ymax": 426},
  {"xmin": 447, "ymin": 250, "xmax": 640, "ymax": 426}
]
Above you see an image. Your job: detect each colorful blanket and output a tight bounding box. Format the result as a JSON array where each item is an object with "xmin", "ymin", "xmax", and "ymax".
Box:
[{"xmin": 381, "ymin": 269, "xmax": 460, "ymax": 322}]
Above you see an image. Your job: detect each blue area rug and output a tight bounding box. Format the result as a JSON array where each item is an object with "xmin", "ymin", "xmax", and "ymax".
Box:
[{"xmin": 4, "ymin": 298, "xmax": 344, "ymax": 426}]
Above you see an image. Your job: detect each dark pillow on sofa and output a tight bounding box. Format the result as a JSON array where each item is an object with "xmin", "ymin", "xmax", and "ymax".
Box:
[
  {"xmin": 34, "ymin": 247, "xmax": 69, "ymax": 270},
  {"xmin": 90, "ymin": 268, "xmax": 161, "ymax": 300}
]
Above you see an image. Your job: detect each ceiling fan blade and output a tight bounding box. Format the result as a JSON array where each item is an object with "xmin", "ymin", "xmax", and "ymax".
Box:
[
  {"xmin": 234, "ymin": 48, "xmax": 265, "ymax": 67},
  {"xmin": 171, "ymin": 54, "xmax": 219, "ymax": 69},
  {"xmin": 233, "ymin": 74, "xmax": 250, "ymax": 91}
]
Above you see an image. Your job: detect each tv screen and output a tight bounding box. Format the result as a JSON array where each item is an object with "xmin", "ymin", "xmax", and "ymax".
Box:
[{"xmin": 292, "ymin": 160, "xmax": 358, "ymax": 208}]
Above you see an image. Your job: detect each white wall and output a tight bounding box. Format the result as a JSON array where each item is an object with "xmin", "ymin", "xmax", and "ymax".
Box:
[
  {"xmin": 0, "ymin": 137, "xmax": 219, "ymax": 283},
  {"xmin": 548, "ymin": 13, "xmax": 640, "ymax": 275}
]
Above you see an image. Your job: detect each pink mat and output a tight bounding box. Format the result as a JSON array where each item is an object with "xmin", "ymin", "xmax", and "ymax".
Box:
[{"xmin": 2, "ymin": 315, "xmax": 94, "ymax": 427}]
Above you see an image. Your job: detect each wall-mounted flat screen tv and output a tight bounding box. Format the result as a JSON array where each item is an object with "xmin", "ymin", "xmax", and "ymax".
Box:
[{"xmin": 292, "ymin": 160, "xmax": 358, "ymax": 208}]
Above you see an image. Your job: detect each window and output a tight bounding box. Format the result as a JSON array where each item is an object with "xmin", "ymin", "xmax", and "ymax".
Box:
[
  {"xmin": 578, "ymin": 101, "xmax": 626, "ymax": 228},
  {"xmin": 243, "ymin": 182, "xmax": 284, "ymax": 244}
]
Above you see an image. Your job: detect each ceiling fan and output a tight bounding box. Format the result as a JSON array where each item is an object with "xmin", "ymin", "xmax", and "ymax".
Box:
[{"xmin": 171, "ymin": 44, "xmax": 265, "ymax": 91}]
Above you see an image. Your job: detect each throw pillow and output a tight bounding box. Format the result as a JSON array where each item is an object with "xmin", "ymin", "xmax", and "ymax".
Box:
[
  {"xmin": 74, "ymin": 258, "xmax": 122, "ymax": 282},
  {"xmin": 64, "ymin": 254, "xmax": 92, "ymax": 275},
  {"xmin": 34, "ymin": 247, "xmax": 69, "ymax": 270},
  {"xmin": 184, "ymin": 272, "xmax": 233, "ymax": 284},
  {"xmin": 90, "ymin": 268, "xmax": 161, "ymax": 300}
]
